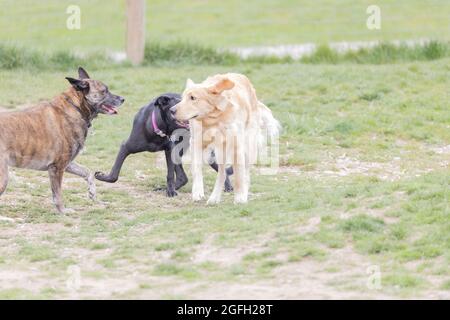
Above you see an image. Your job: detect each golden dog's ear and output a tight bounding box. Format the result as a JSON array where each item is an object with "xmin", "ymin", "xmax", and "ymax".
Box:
[
  {"xmin": 208, "ymin": 78, "xmax": 235, "ymax": 95},
  {"xmin": 186, "ymin": 78, "xmax": 195, "ymax": 89}
]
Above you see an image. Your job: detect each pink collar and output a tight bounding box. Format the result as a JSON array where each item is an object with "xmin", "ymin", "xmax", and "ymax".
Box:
[{"xmin": 152, "ymin": 110, "xmax": 166, "ymax": 137}]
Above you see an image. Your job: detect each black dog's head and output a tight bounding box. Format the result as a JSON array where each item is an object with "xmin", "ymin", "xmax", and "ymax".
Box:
[
  {"xmin": 154, "ymin": 93, "xmax": 189, "ymax": 132},
  {"xmin": 66, "ymin": 67, "xmax": 125, "ymax": 115}
]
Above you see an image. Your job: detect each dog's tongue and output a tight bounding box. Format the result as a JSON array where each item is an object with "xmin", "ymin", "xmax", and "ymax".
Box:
[
  {"xmin": 176, "ymin": 120, "xmax": 189, "ymax": 129},
  {"xmin": 102, "ymin": 105, "xmax": 118, "ymax": 115}
]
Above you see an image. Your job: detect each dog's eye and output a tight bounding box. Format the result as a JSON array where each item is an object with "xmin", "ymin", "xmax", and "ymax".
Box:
[{"xmin": 190, "ymin": 96, "xmax": 196, "ymax": 101}]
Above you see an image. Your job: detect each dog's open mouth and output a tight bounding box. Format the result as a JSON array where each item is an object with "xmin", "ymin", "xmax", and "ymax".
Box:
[
  {"xmin": 175, "ymin": 120, "xmax": 190, "ymax": 129},
  {"xmin": 101, "ymin": 104, "xmax": 118, "ymax": 115}
]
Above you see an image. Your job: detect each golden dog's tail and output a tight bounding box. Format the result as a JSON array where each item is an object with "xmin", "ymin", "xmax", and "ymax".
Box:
[
  {"xmin": 258, "ymin": 102, "xmax": 281, "ymax": 138},
  {"xmin": 254, "ymin": 102, "xmax": 281, "ymax": 169}
]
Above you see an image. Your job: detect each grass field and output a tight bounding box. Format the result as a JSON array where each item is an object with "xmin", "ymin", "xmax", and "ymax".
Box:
[
  {"xmin": 1, "ymin": 59, "xmax": 450, "ymax": 298},
  {"xmin": 0, "ymin": 0, "xmax": 449, "ymax": 50},
  {"xmin": 0, "ymin": 0, "xmax": 450, "ymax": 299}
]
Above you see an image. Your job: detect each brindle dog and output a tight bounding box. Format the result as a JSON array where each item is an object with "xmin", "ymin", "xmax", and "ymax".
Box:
[{"xmin": 0, "ymin": 67, "xmax": 124, "ymax": 213}]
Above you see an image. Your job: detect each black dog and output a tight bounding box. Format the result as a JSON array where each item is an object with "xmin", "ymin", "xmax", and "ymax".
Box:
[{"xmin": 95, "ymin": 93, "xmax": 233, "ymax": 197}]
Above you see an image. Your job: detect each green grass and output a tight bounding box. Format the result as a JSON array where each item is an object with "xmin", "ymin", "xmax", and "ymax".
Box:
[
  {"xmin": 1, "ymin": 0, "xmax": 449, "ymax": 50},
  {"xmin": 303, "ymin": 41, "xmax": 450, "ymax": 64},
  {"xmin": 144, "ymin": 42, "xmax": 240, "ymax": 66},
  {"xmin": 340, "ymin": 215, "xmax": 385, "ymax": 234},
  {"xmin": 1, "ymin": 0, "xmax": 450, "ymax": 299},
  {"xmin": 0, "ymin": 288, "xmax": 40, "ymax": 299},
  {"xmin": 383, "ymin": 274, "xmax": 426, "ymax": 289},
  {"xmin": 2, "ymin": 41, "xmax": 450, "ymax": 71},
  {"xmin": 441, "ymin": 280, "xmax": 450, "ymax": 291},
  {"xmin": 0, "ymin": 44, "xmax": 120, "ymax": 70},
  {"xmin": 1, "ymin": 57, "xmax": 450, "ymax": 298}
]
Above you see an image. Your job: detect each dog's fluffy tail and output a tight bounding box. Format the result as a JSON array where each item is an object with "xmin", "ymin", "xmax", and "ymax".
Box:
[{"xmin": 258, "ymin": 102, "xmax": 281, "ymax": 138}]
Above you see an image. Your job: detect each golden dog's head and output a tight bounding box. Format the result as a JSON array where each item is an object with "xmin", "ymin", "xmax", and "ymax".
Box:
[{"xmin": 171, "ymin": 76, "xmax": 235, "ymax": 123}]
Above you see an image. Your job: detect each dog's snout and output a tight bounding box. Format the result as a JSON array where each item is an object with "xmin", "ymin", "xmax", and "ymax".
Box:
[
  {"xmin": 119, "ymin": 96, "xmax": 125, "ymax": 104},
  {"xmin": 170, "ymin": 105, "xmax": 177, "ymax": 114}
]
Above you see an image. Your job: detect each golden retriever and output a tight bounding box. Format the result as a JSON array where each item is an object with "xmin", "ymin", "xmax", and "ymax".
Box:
[{"xmin": 171, "ymin": 73, "xmax": 280, "ymax": 204}]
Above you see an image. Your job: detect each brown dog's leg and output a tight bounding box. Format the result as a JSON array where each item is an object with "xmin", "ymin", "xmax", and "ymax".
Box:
[
  {"xmin": 48, "ymin": 165, "xmax": 65, "ymax": 213},
  {"xmin": 66, "ymin": 162, "xmax": 96, "ymax": 200},
  {"xmin": 0, "ymin": 160, "xmax": 8, "ymax": 196}
]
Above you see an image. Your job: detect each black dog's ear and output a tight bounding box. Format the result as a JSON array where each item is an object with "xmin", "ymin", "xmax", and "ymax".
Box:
[
  {"xmin": 78, "ymin": 67, "xmax": 90, "ymax": 79},
  {"xmin": 66, "ymin": 77, "xmax": 89, "ymax": 91},
  {"xmin": 155, "ymin": 95, "xmax": 171, "ymax": 108}
]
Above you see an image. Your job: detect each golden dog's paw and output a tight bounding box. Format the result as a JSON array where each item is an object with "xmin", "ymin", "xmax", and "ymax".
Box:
[
  {"xmin": 207, "ymin": 195, "xmax": 221, "ymax": 205},
  {"xmin": 234, "ymin": 194, "xmax": 248, "ymax": 204},
  {"xmin": 192, "ymin": 193, "xmax": 205, "ymax": 202}
]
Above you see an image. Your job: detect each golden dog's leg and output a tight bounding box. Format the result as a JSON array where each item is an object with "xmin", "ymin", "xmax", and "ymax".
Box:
[
  {"xmin": 48, "ymin": 165, "xmax": 65, "ymax": 213},
  {"xmin": 191, "ymin": 120, "xmax": 204, "ymax": 201},
  {"xmin": 243, "ymin": 129, "xmax": 255, "ymax": 202},
  {"xmin": 243, "ymin": 157, "xmax": 251, "ymax": 202},
  {"xmin": 207, "ymin": 142, "xmax": 226, "ymax": 205},
  {"xmin": 191, "ymin": 157, "xmax": 204, "ymax": 201},
  {"xmin": 66, "ymin": 162, "xmax": 96, "ymax": 200},
  {"xmin": 234, "ymin": 137, "xmax": 248, "ymax": 204},
  {"xmin": 0, "ymin": 160, "xmax": 8, "ymax": 196}
]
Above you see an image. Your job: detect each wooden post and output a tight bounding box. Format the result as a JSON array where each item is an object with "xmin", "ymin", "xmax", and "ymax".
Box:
[{"xmin": 126, "ymin": 0, "xmax": 146, "ymax": 65}]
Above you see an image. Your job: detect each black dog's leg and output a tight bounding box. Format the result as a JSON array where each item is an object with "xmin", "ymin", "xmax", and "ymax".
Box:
[
  {"xmin": 175, "ymin": 164, "xmax": 188, "ymax": 190},
  {"xmin": 209, "ymin": 151, "xmax": 234, "ymax": 192},
  {"xmin": 155, "ymin": 151, "xmax": 188, "ymax": 192},
  {"xmin": 172, "ymin": 141, "xmax": 188, "ymax": 190},
  {"xmin": 95, "ymin": 142, "xmax": 131, "ymax": 183},
  {"xmin": 153, "ymin": 163, "xmax": 187, "ymax": 192},
  {"xmin": 164, "ymin": 148, "xmax": 177, "ymax": 197}
]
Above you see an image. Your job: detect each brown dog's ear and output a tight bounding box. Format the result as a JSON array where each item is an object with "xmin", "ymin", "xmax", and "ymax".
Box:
[
  {"xmin": 66, "ymin": 77, "xmax": 89, "ymax": 91},
  {"xmin": 208, "ymin": 78, "xmax": 235, "ymax": 95},
  {"xmin": 78, "ymin": 67, "xmax": 90, "ymax": 79}
]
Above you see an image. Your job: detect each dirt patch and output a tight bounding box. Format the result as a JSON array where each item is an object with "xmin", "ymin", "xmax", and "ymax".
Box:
[
  {"xmin": 0, "ymin": 222, "xmax": 66, "ymax": 239},
  {"xmin": 0, "ymin": 216, "xmax": 16, "ymax": 223},
  {"xmin": 187, "ymin": 246, "xmax": 397, "ymax": 299},
  {"xmin": 314, "ymin": 154, "xmax": 406, "ymax": 181},
  {"xmin": 193, "ymin": 235, "xmax": 269, "ymax": 267},
  {"xmin": 297, "ymin": 216, "xmax": 321, "ymax": 234},
  {"xmin": 290, "ymin": 147, "xmax": 449, "ymax": 182},
  {"xmin": 429, "ymin": 145, "xmax": 450, "ymax": 155},
  {"xmin": 338, "ymin": 192, "xmax": 406, "ymax": 224},
  {"xmin": 277, "ymin": 166, "xmax": 302, "ymax": 176},
  {"xmin": 0, "ymin": 267, "xmax": 56, "ymax": 295}
]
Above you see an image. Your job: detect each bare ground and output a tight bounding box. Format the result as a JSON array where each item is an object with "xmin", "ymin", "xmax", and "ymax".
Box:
[{"xmin": 0, "ymin": 145, "xmax": 449, "ymax": 299}]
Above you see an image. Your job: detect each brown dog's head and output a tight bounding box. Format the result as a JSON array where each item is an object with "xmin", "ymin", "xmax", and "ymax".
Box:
[
  {"xmin": 66, "ymin": 67, "xmax": 125, "ymax": 115},
  {"xmin": 171, "ymin": 76, "xmax": 235, "ymax": 123}
]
